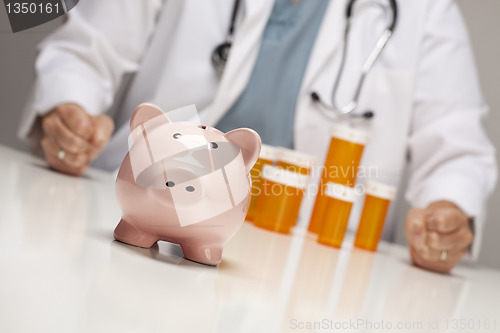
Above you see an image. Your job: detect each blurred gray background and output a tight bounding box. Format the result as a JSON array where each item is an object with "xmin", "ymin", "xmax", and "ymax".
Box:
[{"xmin": 0, "ymin": 1, "xmax": 498, "ymax": 268}]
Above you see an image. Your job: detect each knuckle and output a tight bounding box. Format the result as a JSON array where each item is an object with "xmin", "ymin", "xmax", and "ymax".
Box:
[
  {"xmin": 42, "ymin": 116, "xmax": 54, "ymax": 134},
  {"xmin": 53, "ymin": 120, "xmax": 66, "ymax": 139},
  {"xmin": 74, "ymin": 120, "xmax": 91, "ymax": 135},
  {"xmin": 54, "ymin": 105, "xmax": 68, "ymax": 117},
  {"xmin": 406, "ymin": 209, "xmax": 425, "ymax": 232},
  {"xmin": 427, "ymin": 233, "xmax": 440, "ymax": 249},
  {"xmin": 65, "ymin": 135, "xmax": 85, "ymax": 152},
  {"xmin": 436, "ymin": 216, "xmax": 451, "ymax": 231}
]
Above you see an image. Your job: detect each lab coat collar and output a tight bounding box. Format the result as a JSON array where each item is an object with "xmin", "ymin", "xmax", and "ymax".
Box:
[
  {"xmin": 206, "ymin": 0, "xmax": 275, "ymax": 126},
  {"xmin": 206, "ymin": 0, "xmax": 348, "ymax": 127},
  {"xmin": 301, "ymin": 0, "xmax": 347, "ymax": 94}
]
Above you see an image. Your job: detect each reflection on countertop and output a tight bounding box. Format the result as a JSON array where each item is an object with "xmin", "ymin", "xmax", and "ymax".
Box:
[{"xmin": 0, "ymin": 145, "xmax": 499, "ymax": 333}]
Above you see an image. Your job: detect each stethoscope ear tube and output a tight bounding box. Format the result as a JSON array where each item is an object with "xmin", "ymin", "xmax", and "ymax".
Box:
[
  {"xmin": 313, "ymin": 0, "xmax": 397, "ymax": 118},
  {"xmin": 388, "ymin": 0, "xmax": 398, "ymax": 31},
  {"xmin": 347, "ymin": 0, "xmax": 397, "ymax": 31}
]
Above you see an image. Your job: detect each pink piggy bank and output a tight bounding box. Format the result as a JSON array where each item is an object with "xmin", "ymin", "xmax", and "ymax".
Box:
[{"xmin": 114, "ymin": 103, "xmax": 261, "ymax": 265}]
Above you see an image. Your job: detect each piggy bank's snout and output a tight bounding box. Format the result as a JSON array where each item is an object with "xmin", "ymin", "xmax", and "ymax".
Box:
[{"xmin": 151, "ymin": 167, "xmax": 204, "ymax": 207}]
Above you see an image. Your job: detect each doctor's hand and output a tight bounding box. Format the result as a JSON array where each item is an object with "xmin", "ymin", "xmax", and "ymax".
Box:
[
  {"xmin": 405, "ymin": 201, "xmax": 473, "ymax": 274},
  {"xmin": 40, "ymin": 103, "xmax": 114, "ymax": 176}
]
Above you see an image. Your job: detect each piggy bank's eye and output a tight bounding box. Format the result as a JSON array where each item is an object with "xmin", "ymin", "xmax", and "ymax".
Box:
[
  {"xmin": 210, "ymin": 142, "xmax": 218, "ymax": 149},
  {"xmin": 199, "ymin": 125, "xmax": 207, "ymax": 130},
  {"xmin": 166, "ymin": 181, "xmax": 175, "ymax": 187},
  {"xmin": 185, "ymin": 186, "xmax": 195, "ymax": 192},
  {"xmin": 173, "ymin": 133, "xmax": 182, "ymax": 139}
]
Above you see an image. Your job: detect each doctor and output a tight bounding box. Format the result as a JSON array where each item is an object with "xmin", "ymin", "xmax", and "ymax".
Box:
[{"xmin": 19, "ymin": 0, "xmax": 496, "ymax": 273}]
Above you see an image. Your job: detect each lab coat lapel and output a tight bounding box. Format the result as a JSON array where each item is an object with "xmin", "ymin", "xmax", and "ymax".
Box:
[
  {"xmin": 205, "ymin": 0, "xmax": 275, "ymax": 126},
  {"xmin": 300, "ymin": 0, "xmax": 347, "ymax": 93},
  {"xmin": 293, "ymin": 0, "xmax": 348, "ymax": 159}
]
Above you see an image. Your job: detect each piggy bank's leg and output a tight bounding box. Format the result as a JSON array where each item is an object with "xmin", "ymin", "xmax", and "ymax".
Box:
[
  {"xmin": 114, "ymin": 219, "xmax": 158, "ymax": 248},
  {"xmin": 180, "ymin": 243, "xmax": 223, "ymax": 266}
]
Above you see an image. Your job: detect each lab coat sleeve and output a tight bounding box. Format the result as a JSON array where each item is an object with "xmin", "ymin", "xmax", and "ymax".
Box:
[
  {"xmin": 405, "ymin": 0, "xmax": 497, "ymax": 260},
  {"xmin": 18, "ymin": 0, "xmax": 163, "ymax": 144}
]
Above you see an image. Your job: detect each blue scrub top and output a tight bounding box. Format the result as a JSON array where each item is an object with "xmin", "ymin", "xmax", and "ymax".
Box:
[{"xmin": 216, "ymin": 0, "xmax": 329, "ymax": 148}]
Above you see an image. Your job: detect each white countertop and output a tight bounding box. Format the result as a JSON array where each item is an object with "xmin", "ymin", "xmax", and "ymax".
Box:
[{"xmin": 0, "ymin": 145, "xmax": 499, "ymax": 333}]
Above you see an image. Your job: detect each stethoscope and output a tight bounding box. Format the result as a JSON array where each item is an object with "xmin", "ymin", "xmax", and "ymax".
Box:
[
  {"xmin": 211, "ymin": 0, "xmax": 398, "ymax": 120},
  {"xmin": 211, "ymin": 0, "xmax": 241, "ymax": 75}
]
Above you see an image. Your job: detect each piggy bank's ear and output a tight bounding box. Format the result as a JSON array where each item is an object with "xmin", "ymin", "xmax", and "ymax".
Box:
[
  {"xmin": 225, "ymin": 128, "xmax": 262, "ymax": 174},
  {"xmin": 130, "ymin": 103, "xmax": 170, "ymax": 132}
]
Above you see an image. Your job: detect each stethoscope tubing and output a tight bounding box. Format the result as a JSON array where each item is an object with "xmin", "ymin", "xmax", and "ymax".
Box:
[
  {"xmin": 321, "ymin": 0, "xmax": 398, "ymax": 118},
  {"xmin": 212, "ymin": 0, "xmax": 398, "ymax": 119}
]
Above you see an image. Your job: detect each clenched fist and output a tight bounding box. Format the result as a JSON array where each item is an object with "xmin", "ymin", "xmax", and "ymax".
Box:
[
  {"xmin": 41, "ymin": 103, "xmax": 114, "ymax": 175},
  {"xmin": 405, "ymin": 201, "xmax": 473, "ymax": 273}
]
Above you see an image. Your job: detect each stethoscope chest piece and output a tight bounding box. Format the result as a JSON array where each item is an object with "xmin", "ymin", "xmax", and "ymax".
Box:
[
  {"xmin": 212, "ymin": 41, "xmax": 232, "ymax": 76},
  {"xmin": 211, "ymin": 0, "xmax": 241, "ymax": 75}
]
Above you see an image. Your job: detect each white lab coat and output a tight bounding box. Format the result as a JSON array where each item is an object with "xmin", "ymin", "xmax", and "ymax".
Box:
[{"xmin": 19, "ymin": 0, "xmax": 497, "ymax": 258}]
